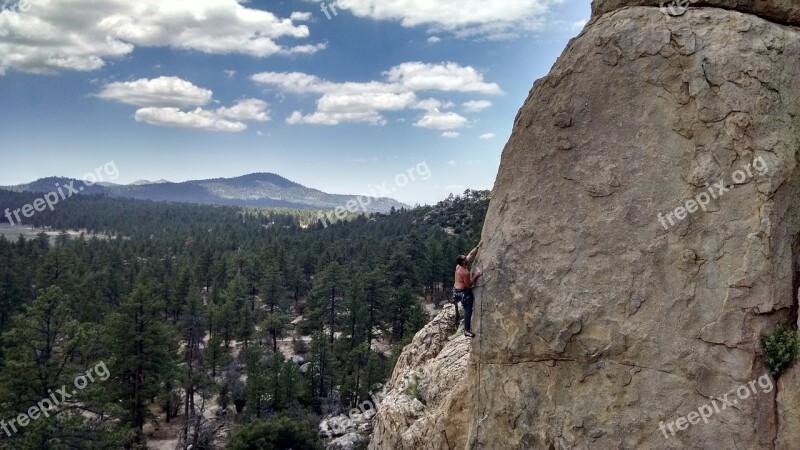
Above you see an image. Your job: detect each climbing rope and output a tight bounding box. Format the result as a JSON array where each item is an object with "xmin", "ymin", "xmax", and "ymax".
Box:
[{"xmin": 472, "ymin": 258, "xmax": 488, "ymax": 446}]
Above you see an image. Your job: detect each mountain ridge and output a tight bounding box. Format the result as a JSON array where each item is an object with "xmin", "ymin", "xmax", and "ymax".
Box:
[{"xmin": 1, "ymin": 172, "xmax": 408, "ymax": 213}]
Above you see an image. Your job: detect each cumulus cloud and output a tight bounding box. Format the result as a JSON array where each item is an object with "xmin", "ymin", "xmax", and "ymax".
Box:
[
  {"xmin": 479, "ymin": 133, "xmax": 496, "ymax": 140},
  {"xmin": 442, "ymin": 131, "xmax": 460, "ymax": 138},
  {"xmin": 427, "ymin": 36, "xmax": 442, "ymax": 44},
  {"xmin": 97, "ymin": 77, "xmax": 213, "ymax": 108},
  {"xmin": 287, "ymin": 110, "xmax": 385, "ymax": 126},
  {"xmin": 252, "ymin": 72, "xmax": 330, "ymax": 93},
  {"xmin": 0, "ymin": 0, "xmax": 322, "ymax": 75},
  {"xmin": 385, "ymin": 62, "xmax": 502, "ymax": 94},
  {"xmin": 415, "ymin": 98, "xmax": 454, "ymax": 111},
  {"xmin": 283, "ymin": 43, "xmax": 328, "ymax": 55},
  {"xmin": 135, "ymin": 107, "xmax": 248, "ymax": 132},
  {"xmin": 463, "ymin": 100, "xmax": 492, "ymax": 113},
  {"xmin": 291, "ymin": 11, "xmax": 313, "ymax": 21},
  {"xmin": 335, "ymin": 0, "xmax": 562, "ymax": 39},
  {"xmin": 253, "ymin": 61, "xmax": 499, "ymax": 129},
  {"xmin": 99, "ymin": 76, "xmax": 269, "ymax": 132},
  {"xmin": 414, "ymin": 110, "xmax": 469, "ymax": 130},
  {"xmin": 216, "ymin": 99, "xmax": 271, "ymax": 122},
  {"xmin": 462, "ymin": 100, "xmax": 492, "ymax": 113},
  {"xmin": 281, "ymin": 82, "xmax": 417, "ymax": 125}
]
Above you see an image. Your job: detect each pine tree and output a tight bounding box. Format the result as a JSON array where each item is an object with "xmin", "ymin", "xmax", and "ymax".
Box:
[
  {"xmin": 103, "ymin": 270, "xmax": 178, "ymax": 447},
  {"xmin": 178, "ymin": 288, "xmax": 211, "ymax": 449},
  {"xmin": 0, "ymin": 286, "xmax": 81, "ymax": 445},
  {"xmin": 306, "ymin": 261, "xmax": 345, "ymax": 343}
]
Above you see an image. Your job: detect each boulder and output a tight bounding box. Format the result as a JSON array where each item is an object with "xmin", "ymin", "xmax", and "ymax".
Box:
[
  {"xmin": 463, "ymin": 4, "xmax": 800, "ymax": 449},
  {"xmin": 326, "ymin": 432, "xmax": 364, "ymax": 450}
]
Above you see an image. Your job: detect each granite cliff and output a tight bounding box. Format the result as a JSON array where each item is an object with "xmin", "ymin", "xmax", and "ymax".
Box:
[{"xmin": 372, "ymin": 0, "xmax": 800, "ymax": 448}]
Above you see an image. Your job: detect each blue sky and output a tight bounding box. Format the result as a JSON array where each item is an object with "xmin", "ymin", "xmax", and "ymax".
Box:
[{"xmin": 0, "ymin": 0, "xmax": 590, "ymax": 205}]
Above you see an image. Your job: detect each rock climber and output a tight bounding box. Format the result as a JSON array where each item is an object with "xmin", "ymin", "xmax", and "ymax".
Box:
[{"xmin": 453, "ymin": 241, "xmax": 483, "ymax": 338}]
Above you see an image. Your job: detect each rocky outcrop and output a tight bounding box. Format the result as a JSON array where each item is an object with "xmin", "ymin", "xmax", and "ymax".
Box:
[
  {"xmin": 462, "ymin": 1, "xmax": 800, "ymax": 449},
  {"xmin": 591, "ymin": 0, "xmax": 800, "ymax": 25},
  {"xmin": 368, "ymin": 305, "xmax": 471, "ymax": 450}
]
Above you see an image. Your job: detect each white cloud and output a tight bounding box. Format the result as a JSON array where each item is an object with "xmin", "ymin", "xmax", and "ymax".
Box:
[
  {"xmin": 415, "ymin": 110, "xmax": 469, "ymax": 130},
  {"xmin": 216, "ymin": 99, "xmax": 271, "ymax": 122},
  {"xmin": 415, "ymin": 98, "xmax": 445, "ymax": 111},
  {"xmin": 385, "ymin": 62, "xmax": 503, "ymax": 94},
  {"xmin": 318, "ymin": 91, "xmax": 417, "ymax": 113},
  {"xmin": 99, "ymin": 76, "xmax": 269, "ymax": 131},
  {"xmin": 282, "ymin": 42, "xmax": 328, "ymax": 55},
  {"xmin": 286, "ymin": 84, "xmax": 416, "ymax": 125},
  {"xmin": 442, "ymin": 131, "xmax": 460, "ymax": 138},
  {"xmin": 224, "ymin": 70, "xmax": 237, "ymax": 79},
  {"xmin": 446, "ymin": 160, "xmax": 457, "ymax": 166},
  {"xmin": 134, "ymin": 107, "xmax": 248, "ymax": 132},
  {"xmin": 252, "ymin": 72, "xmax": 330, "ymax": 93},
  {"xmin": 479, "ymin": 133, "xmax": 496, "ymax": 140},
  {"xmin": 336, "ymin": 0, "xmax": 562, "ymax": 39},
  {"xmin": 0, "ymin": 0, "xmax": 322, "ymax": 75},
  {"xmin": 254, "ymin": 61, "xmax": 497, "ymax": 129},
  {"xmin": 463, "ymin": 100, "xmax": 492, "ymax": 113},
  {"xmin": 427, "ymin": 36, "xmax": 442, "ymax": 44},
  {"xmin": 97, "ymin": 77, "xmax": 213, "ymax": 108},
  {"xmin": 287, "ymin": 110, "xmax": 385, "ymax": 126},
  {"xmin": 291, "ymin": 11, "xmax": 313, "ymax": 21}
]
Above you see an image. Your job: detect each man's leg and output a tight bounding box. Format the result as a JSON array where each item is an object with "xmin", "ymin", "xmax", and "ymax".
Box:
[{"xmin": 463, "ymin": 291, "xmax": 474, "ymax": 333}]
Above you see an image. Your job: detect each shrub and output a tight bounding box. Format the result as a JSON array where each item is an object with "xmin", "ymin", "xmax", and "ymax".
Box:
[
  {"xmin": 226, "ymin": 415, "xmax": 323, "ymax": 450},
  {"xmin": 404, "ymin": 374, "xmax": 425, "ymax": 405},
  {"xmin": 762, "ymin": 323, "xmax": 799, "ymax": 378},
  {"xmin": 293, "ymin": 337, "xmax": 309, "ymax": 355}
]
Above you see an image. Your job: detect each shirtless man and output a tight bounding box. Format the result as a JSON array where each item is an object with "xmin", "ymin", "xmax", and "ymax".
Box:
[{"xmin": 454, "ymin": 241, "xmax": 483, "ymax": 338}]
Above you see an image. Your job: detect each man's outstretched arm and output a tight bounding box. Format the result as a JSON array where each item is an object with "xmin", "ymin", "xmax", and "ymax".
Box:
[{"xmin": 466, "ymin": 240, "xmax": 483, "ymax": 262}]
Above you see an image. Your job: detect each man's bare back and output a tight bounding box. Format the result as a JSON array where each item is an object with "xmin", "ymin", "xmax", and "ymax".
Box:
[{"xmin": 454, "ymin": 265, "xmax": 474, "ymax": 290}]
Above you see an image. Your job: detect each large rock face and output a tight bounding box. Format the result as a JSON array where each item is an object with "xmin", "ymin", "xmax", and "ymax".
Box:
[{"xmin": 464, "ymin": 2, "xmax": 800, "ymax": 449}]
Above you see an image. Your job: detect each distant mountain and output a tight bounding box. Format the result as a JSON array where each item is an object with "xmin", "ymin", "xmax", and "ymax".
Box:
[
  {"xmin": 129, "ymin": 179, "xmax": 171, "ymax": 186},
  {"xmin": 2, "ymin": 173, "xmax": 407, "ymax": 213}
]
